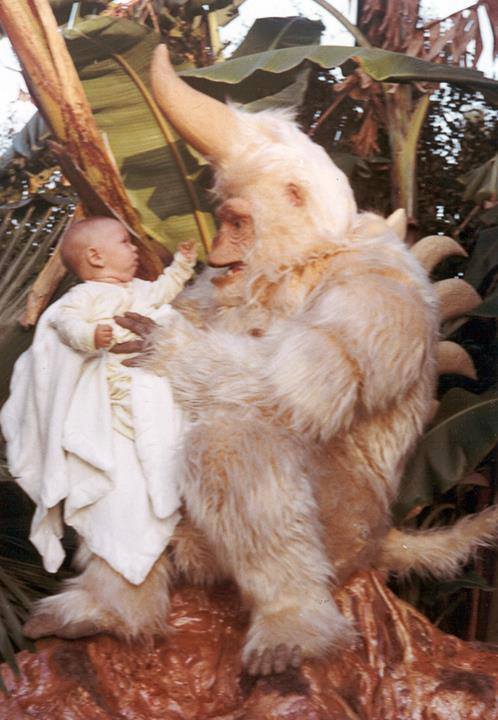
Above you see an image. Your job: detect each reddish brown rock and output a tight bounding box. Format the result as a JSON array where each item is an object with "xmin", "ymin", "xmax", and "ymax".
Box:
[{"xmin": 2, "ymin": 572, "xmax": 498, "ymax": 719}]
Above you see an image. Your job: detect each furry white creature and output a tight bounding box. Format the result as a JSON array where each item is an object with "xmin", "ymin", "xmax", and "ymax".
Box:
[{"xmin": 21, "ymin": 44, "xmax": 498, "ymax": 677}]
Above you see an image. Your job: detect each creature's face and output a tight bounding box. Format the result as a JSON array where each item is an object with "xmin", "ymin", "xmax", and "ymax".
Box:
[
  {"xmin": 208, "ymin": 198, "xmax": 255, "ymax": 272},
  {"xmin": 97, "ymin": 225, "xmax": 139, "ymax": 282}
]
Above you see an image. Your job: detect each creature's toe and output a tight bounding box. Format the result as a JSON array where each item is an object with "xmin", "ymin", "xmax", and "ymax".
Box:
[
  {"xmin": 23, "ymin": 612, "xmax": 60, "ymax": 640},
  {"xmin": 54, "ymin": 619, "xmax": 101, "ymax": 639},
  {"xmin": 245, "ymin": 643, "xmax": 302, "ymax": 676}
]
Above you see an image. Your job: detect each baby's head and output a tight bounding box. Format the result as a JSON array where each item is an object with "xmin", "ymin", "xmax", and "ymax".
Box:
[{"xmin": 60, "ymin": 217, "xmax": 139, "ymax": 283}]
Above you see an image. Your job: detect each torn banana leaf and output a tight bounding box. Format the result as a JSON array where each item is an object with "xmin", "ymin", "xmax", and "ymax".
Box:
[
  {"xmin": 459, "ymin": 153, "xmax": 498, "ymax": 203},
  {"xmin": 63, "ymin": 17, "xmax": 215, "ymax": 252},
  {"xmin": 181, "ymin": 44, "xmax": 498, "ymax": 106},
  {"xmin": 61, "ymin": 15, "xmax": 324, "ymax": 252}
]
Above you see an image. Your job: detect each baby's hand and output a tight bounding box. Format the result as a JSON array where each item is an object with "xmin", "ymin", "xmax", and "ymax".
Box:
[
  {"xmin": 94, "ymin": 324, "xmax": 114, "ymax": 349},
  {"xmin": 178, "ymin": 240, "xmax": 197, "ymax": 264}
]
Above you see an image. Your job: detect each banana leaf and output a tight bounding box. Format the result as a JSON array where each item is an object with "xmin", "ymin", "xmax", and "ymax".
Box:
[
  {"xmin": 464, "ymin": 227, "xmax": 498, "ymax": 291},
  {"xmin": 62, "ymin": 17, "xmax": 215, "ymax": 253},
  {"xmin": 231, "ymin": 16, "xmax": 324, "ymax": 57},
  {"xmin": 0, "ymin": 114, "xmax": 50, "ymax": 175},
  {"xmin": 181, "ymin": 44, "xmax": 498, "ymax": 106},
  {"xmin": 394, "ymin": 388, "xmax": 498, "ymax": 520},
  {"xmin": 459, "ymin": 153, "xmax": 498, "ymax": 203},
  {"xmin": 470, "ymin": 291, "xmax": 498, "ymax": 318},
  {"xmin": 60, "ymin": 15, "xmax": 324, "ymax": 252},
  {"xmin": 0, "ymin": 0, "xmax": 163, "ymax": 279}
]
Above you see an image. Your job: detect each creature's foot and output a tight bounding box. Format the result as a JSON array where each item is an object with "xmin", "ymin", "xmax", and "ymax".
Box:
[
  {"xmin": 23, "ymin": 608, "xmax": 102, "ymax": 640},
  {"xmin": 242, "ymin": 598, "xmax": 355, "ymax": 676},
  {"xmin": 23, "ymin": 611, "xmax": 60, "ymax": 640},
  {"xmin": 22, "ymin": 589, "xmax": 111, "ymax": 641},
  {"xmin": 245, "ymin": 642, "xmax": 303, "ymax": 676}
]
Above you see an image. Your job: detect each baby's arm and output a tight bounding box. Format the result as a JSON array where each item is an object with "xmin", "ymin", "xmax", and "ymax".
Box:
[
  {"xmin": 94, "ymin": 324, "xmax": 114, "ymax": 349},
  {"xmin": 52, "ymin": 287, "xmax": 112, "ymax": 353},
  {"xmin": 145, "ymin": 241, "xmax": 197, "ymax": 306}
]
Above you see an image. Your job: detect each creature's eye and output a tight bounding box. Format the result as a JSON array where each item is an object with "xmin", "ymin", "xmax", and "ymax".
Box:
[{"xmin": 232, "ymin": 218, "xmax": 243, "ymax": 231}]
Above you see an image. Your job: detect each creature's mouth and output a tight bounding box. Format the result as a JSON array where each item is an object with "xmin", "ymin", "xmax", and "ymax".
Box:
[
  {"xmin": 208, "ymin": 258, "xmax": 245, "ymax": 274},
  {"xmin": 209, "ymin": 261, "xmax": 245, "ymax": 288},
  {"xmin": 226, "ymin": 262, "xmax": 245, "ymax": 276}
]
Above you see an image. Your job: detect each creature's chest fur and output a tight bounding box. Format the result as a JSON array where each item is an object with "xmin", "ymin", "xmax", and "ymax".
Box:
[{"xmin": 214, "ymin": 254, "xmax": 337, "ymax": 335}]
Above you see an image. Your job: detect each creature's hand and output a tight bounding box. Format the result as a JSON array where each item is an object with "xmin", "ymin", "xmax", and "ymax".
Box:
[
  {"xmin": 94, "ymin": 324, "xmax": 114, "ymax": 349},
  {"xmin": 110, "ymin": 312, "xmax": 159, "ymax": 364},
  {"xmin": 178, "ymin": 240, "xmax": 197, "ymax": 264}
]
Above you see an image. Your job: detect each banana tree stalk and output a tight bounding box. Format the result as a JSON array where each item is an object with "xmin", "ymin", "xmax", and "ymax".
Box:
[
  {"xmin": 0, "ymin": 0, "xmax": 163, "ymax": 286},
  {"xmin": 385, "ymin": 88, "xmax": 431, "ymax": 228}
]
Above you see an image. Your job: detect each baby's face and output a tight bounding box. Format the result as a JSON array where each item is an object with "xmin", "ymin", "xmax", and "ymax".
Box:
[{"xmin": 99, "ymin": 225, "xmax": 139, "ymax": 282}]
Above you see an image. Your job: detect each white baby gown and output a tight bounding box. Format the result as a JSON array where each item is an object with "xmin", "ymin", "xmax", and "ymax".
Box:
[{"xmin": 1, "ymin": 261, "xmax": 192, "ymax": 586}]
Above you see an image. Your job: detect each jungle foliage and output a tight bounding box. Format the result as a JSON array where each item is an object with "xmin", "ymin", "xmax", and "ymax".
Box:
[{"xmin": 0, "ymin": 0, "xmax": 497, "ymax": 678}]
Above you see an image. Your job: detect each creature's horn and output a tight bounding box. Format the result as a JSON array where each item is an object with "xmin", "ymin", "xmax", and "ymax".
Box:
[
  {"xmin": 150, "ymin": 44, "xmax": 238, "ymax": 162},
  {"xmin": 386, "ymin": 209, "xmax": 407, "ymax": 241},
  {"xmin": 411, "ymin": 235, "xmax": 467, "ymax": 274},
  {"xmin": 436, "ymin": 278, "xmax": 481, "ymax": 322},
  {"xmin": 437, "ymin": 340, "xmax": 477, "ymax": 380}
]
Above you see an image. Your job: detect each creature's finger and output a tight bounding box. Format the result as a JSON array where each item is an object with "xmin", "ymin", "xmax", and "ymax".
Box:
[
  {"xmin": 273, "ymin": 644, "xmax": 289, "ymax": 674},
  {"xmin": 121, "ymin": 355, "xmax": 148, "ymax": 367},
  {"xmin": 114, "ymin": 313, "xmax": 157, "ymax": 337},
  {"xmin": 289, "ymin": 645, "xmax": 302, "ymax": 669},
  {"xmin": 260, "ymin": 648, "xmax": 273, "ymax": 676},
  {"xmin": 109, "ymin": 340, "xmax": 144, "ymax": 354}
]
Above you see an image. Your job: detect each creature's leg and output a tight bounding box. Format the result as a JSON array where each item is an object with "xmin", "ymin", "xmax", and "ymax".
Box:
[
  {"xmin": 23, "ymin": 544, "xmax": 172, "ymax": 641},
  {"xmin": 170, "ymin": 515, "xmax": 225, "ymax": 586},
  {"xmin": 183, "ymin": 411, "xmax": 355, "ymax": 676}
]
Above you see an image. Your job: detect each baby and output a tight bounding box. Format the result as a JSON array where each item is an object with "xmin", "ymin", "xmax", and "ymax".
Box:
[{"xmin": 1, "ymin": 216, "xmax": 196, "ymax": 638}]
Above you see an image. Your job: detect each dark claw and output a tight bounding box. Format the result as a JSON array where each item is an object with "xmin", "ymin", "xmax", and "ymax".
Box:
[{"xmin": 247, "ymin": 649, "xmax": 260, "ymax": 676}]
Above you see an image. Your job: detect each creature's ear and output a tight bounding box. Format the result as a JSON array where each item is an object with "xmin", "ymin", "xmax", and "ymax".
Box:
[
  {"xmin": 286, "ymin": 182, "xmax": 306, "ymax": 207},
  {"xmin": 87, "ymin": 246, "xmax": 105, "ymax": 268}
]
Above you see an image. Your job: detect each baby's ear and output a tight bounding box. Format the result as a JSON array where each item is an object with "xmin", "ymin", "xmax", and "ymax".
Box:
[{"xmin": 87, "ymin": 246, "xmax": 105, "ymax": 268}]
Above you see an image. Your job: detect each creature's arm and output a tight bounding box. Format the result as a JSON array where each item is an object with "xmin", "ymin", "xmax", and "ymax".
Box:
[
  {"xmin": 119, "ymin": 273, "xmax": 432, "ymax": 440},
  {"xmin": 144, "ymin": 251, "xmax": 196, "ymax": 307},
  {"xmin": 263, "ymin": 275, "xmax": 433, "ymax": 440}
]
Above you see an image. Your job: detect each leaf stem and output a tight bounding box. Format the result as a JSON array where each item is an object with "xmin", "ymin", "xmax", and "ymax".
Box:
[{"xmin": 309, "ymin": 0, "xmax": 372, "ymax": 48}]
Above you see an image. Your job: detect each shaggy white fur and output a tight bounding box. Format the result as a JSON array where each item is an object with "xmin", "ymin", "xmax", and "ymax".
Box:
[{"xmin": 23, "ymin": 99, "xmax": 498, "ymax": 675}]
